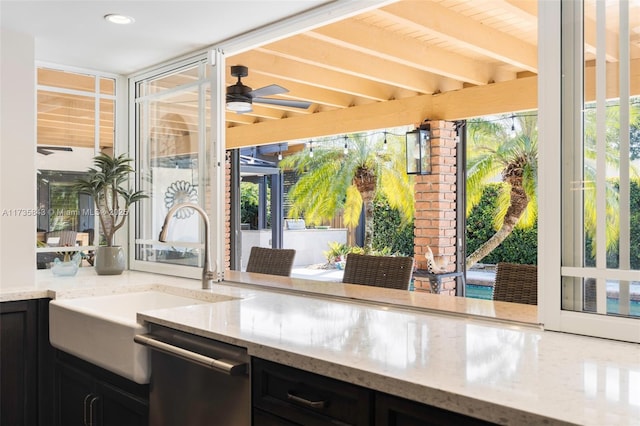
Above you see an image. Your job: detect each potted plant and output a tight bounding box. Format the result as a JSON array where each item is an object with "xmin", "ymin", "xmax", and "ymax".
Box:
[{"xmin": 74, "ymin": 153, "xmax": 147, "ymax": 275}]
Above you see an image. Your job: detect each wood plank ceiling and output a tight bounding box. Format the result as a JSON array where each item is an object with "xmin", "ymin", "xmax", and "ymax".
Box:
[
  {"xmin": 37, "ymin": 0, "xmax": 640, "ymax": 152},
  {"xmin": 225, "ymin": 0, "xmax": 639, "ymax": 150}
]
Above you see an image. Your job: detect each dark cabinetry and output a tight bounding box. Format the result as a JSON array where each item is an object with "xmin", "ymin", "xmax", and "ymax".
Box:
[
  {"xmin": 252, "ymin": 358, "xmax": 496, "ymax": 426},
  {"xmin": 253, "ymin": 358, "xmax": 373, "ymax": 425},
  {"xmin": 375, "ymin": 392, "xmax": 494, "ymax": 426},
  {"xmin": 0, "ymin": 299, "xmax": 54, "ymax": 426},
  {"xmin": 54, "ymin": 351, "xmax": 148, "ymax": 426}
]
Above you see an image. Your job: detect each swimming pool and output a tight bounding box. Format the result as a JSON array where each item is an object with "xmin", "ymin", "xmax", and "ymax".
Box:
[{"xmin": 466, "ymin": 284, "xmax": 640, "ymax": 317}]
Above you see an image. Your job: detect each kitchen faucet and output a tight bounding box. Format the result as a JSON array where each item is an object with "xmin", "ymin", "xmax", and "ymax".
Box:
[{"xmin": 159, "ymin": 202, "xmax": 215, "ymax": 289}]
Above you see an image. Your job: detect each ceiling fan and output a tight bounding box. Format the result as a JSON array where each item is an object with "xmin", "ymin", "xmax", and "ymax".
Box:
[
  {"xmin": 226, "ymin": 65, "xmax": 311, "ymax": 113},
  {"xmin": 37, "ymin": 146, "xmax": 73, "ymax": 155}
]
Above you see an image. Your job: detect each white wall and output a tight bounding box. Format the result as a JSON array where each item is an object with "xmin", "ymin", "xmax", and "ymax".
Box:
[
  {"xmin": 240, "ymin": 228, "xmax": 348, "ymax": 270},
  {"xmin": 0, "ymin": 29, "xmax": 36, "ymax": 288}
]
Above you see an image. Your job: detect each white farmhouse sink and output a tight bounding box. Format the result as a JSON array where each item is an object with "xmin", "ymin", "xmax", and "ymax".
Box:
[{"xmin": 49, "ymin": 290, "xmax": 234, "ymax": 384}]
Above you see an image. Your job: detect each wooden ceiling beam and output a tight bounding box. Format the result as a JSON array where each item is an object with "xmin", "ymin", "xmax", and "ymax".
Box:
[
  {"xmin": 584, "ymin": 58, "xmax": 640, "ymax": 101},
  {"xmin": 226, "ymin": 57, "xmax": 640, "ymax": 146},
  {"xmin": 308, "ymin": 18, "xmax": 492, "ymax": 86},
  {"xmin": 225, "ymin": 113, "xmax": 258, "ymax": 125},
  {"xmin": 378, "ymin": 2, "xmax": 537, "ymax": 72},
  {"xmin": 259, "ymin": 34, "xmax": 442, "ymax": 94},
  {"xmin": 226, "ymin": 76, "xmax": 539, "ymax": 149},
  {"xmin": 231, "ymin": 50, "xmax": 397, "ymax": 101}
]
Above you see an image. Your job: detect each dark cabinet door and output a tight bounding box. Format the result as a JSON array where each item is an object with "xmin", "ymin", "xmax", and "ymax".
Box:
[
  {"xmin": 54, "ymin": 352, "xmax": 148, "ymax": 426},
  {"xmin": 0, "ymin": 300, "xmax": 38, "ymax": 426},
  {"xmin": 55, "ymin": 362, "xmax": 96, "ymax": 426},
  {"xmin": 97, "ymin": 381, "xmax": 148, "ymax": 426}
]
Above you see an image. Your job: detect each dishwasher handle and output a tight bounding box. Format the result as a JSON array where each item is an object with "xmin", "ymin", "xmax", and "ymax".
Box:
[{"xmin": 134, "ymin": 334, "xmax": 248, "ymax": 376}]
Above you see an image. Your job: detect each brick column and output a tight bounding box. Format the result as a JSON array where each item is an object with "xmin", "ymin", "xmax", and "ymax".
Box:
[{"xmin": 413, "ymin": 120, "xmax": 458, "ymax": 295}]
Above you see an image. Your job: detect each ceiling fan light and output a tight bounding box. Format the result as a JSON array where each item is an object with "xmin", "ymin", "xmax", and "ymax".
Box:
[
  {"xmin": 104, "ymin": 14, "xmax": 135, "ymax": 25},
  {"xmin": 226, "ymin": 101, "xmax": 252, "ymax": 113}
]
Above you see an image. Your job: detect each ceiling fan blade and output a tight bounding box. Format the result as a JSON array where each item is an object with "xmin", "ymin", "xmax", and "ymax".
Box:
[
  {"xmin": 37, "ymin": 146, "xmax": 73, "ymax": 155},
  {"xmin": 37, "ymin": 148, "xmax": 53, "ymax": 155},
  {"xmin": 253, "ymin": 97, "xmax": 312, "ymax": 109},
  {"xmin": 249, "ymin": 84, "xmax": 288, "ymax": 98}
]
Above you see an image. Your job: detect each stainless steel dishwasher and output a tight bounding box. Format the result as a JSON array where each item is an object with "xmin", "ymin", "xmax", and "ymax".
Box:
[{"xmin": 134, "ymin": 324, "xmax": 251, "ymax": 426}]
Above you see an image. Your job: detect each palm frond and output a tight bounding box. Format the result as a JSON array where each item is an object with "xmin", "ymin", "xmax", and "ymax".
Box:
[{"xmin": 343, "ymin": 185, "xmax": 363, "ymax": 226}]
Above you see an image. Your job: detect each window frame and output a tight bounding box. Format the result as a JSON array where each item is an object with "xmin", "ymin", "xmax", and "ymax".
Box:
[{"xmin": 539, "ymin": 0, "xmax": 639, "ymax": 343}]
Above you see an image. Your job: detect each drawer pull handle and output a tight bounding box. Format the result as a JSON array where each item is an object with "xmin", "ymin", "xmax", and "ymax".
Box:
[{"xmin": 287, "ymin": 392, "xmax": 327, "ymax": 409}]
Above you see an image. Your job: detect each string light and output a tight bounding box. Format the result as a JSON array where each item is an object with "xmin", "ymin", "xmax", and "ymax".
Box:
[
  {"xmin": 343, "ymin": 136, "xmax": 349, "ymax": 155},
  {"xmin": 292, "ymin": 113, "xmax": 541, "ymax": 153},
  {"xmin": 510, "ymin": 114, "xmax": 516, "ymax": 137},
  {"xmin": 277, "ymin": 144, "xmax": 283, "ymax": 161}
]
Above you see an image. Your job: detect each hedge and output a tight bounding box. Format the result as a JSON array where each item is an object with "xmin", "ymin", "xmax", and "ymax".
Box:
[{"xmin": 372, "ymin": 196, "xmax": 414, "ymax": 257}]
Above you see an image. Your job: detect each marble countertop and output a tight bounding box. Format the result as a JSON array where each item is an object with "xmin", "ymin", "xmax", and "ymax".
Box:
[{"xmin": 3, "ymin": 269, "xmax": 639, "ymax": 425}]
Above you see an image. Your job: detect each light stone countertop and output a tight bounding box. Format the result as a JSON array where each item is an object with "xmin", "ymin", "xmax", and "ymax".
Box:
[{"xmin": 2, "ymin": 269, "xmax": 639, "ymax": 425}]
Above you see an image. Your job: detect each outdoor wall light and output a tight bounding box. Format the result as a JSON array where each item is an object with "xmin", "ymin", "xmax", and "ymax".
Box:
[{"xmin": 405, "ymin": 123, "xmax": 431, "ymax": 175}]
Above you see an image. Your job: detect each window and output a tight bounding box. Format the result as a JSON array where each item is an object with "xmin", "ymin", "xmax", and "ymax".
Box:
[
  {"xmin": 131, "ymin": 58, "xmax": 212, "ymax": 278},
  {"xmin": 36, "ymin": 67, "xmax": 116, "ymax": 268}
]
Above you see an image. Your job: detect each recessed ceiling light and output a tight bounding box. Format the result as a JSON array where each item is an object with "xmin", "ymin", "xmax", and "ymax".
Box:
[{"xmin": 104, "ymin": 14, "xmax": 135, "ymax": 25}]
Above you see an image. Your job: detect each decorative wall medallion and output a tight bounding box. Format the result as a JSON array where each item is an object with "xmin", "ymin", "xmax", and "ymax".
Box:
[{"xmin": 164, "ymin": 180, "xmax": 198, "ymax": 219}]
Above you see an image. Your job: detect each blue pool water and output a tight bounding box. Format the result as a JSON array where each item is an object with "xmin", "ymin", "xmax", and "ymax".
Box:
[{"xmin": 466, "ymin": 284, "xmax": 640, "ymax": 317}]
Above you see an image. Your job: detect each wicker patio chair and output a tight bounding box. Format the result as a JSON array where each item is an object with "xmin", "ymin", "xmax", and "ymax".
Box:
[
  {"xmin": 492, "ymin": 262, "xmax": 538, "ymax": 305},
  {"xmin": 45, "ymin": 230, "xmax": 78, "ymax": 247},
  {"xmin": 342, "ymin": 253, "xmax": 414, "ymax": 290},
  {"xmin": 37, "ymin": 230, "xmax": 78, "ymax": 269},
  {"xmin": 246, "ymin": 246, "xmax": 296, "ymax": 277}
]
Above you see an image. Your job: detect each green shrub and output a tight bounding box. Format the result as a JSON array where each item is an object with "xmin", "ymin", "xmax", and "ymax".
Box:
[
  {"xmin": 240, "ymin": 182, "xmax": 271, "ymax": 229},
  {"xmin": 372, "ymin": 196, "xmax": 414, "ymax": 256},
  {"xmin": 324, "ymin": 242, "xmax": 364, "ymax": 263},
  {"xmin": 240, "ymin": 182, "xmax": 259, "ymax": 227}
]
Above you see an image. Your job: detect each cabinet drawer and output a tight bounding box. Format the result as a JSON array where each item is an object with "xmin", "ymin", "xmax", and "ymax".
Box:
[
  {"xmin": 252, "ymin": 358, "xmax": 373, "ymax": 426},
  {"xmin": 375, "ymin": 392, "xmax": 496, "ymax": 426}
]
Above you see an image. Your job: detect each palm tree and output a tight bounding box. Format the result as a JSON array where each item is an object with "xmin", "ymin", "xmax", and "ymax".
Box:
[
  {"xmin": 465, "ymin": 114, "xmax": 538, "ymax": 269},
  {"xmin": 279, "ymin": 132, "xmax": 413, "ymax": 250},
  {"xmin": 467, "ymin": 103, "xmax": 640, "ymax": 269}
]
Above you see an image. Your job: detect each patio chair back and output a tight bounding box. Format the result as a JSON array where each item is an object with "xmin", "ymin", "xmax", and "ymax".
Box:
[
  {"xmin": 492, "ymin": 262, "xmax": 538, "ymax": 305},
  {"xmin": 342, "ymin": 253, "xmax": 414, "ymax": 290},
  {"xmin": 45, "ymin": 230, "xmax": 78, "ymax": 247},
  {"xmin": 246, "ymin": 246, "xmax": 296, "ymax": 277}
]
